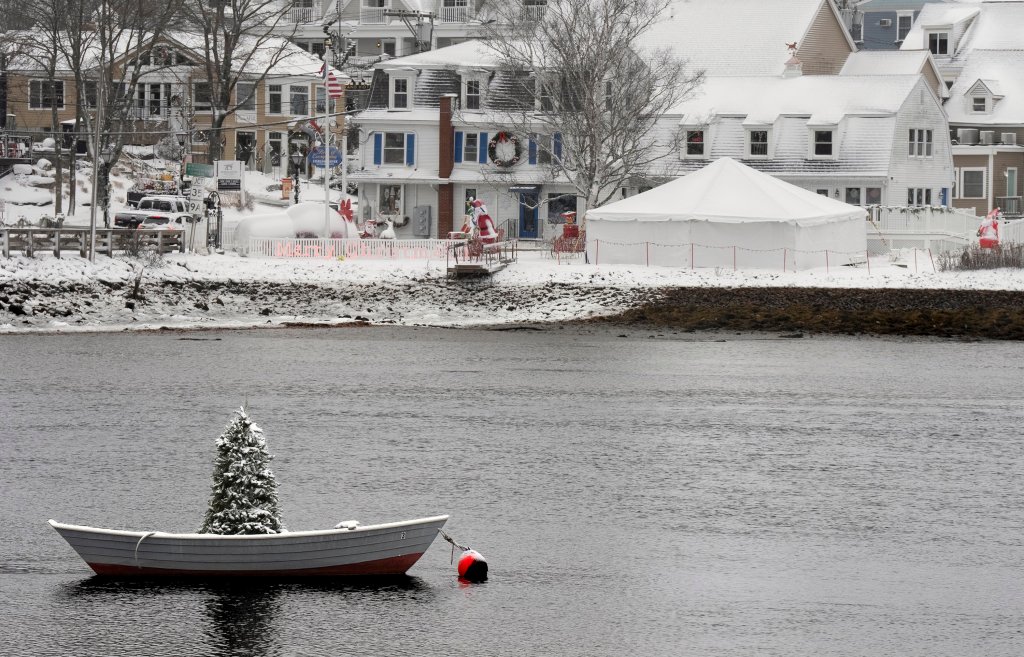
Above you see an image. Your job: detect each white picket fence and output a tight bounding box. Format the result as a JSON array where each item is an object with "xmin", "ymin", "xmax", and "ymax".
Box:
[
  {"xmin": 245, "ymin": 238, "xmax": 461, "ymax": 260},
  {"xmin": 865, "ymin": 206, "xmax": 978, "ymax": 255}
]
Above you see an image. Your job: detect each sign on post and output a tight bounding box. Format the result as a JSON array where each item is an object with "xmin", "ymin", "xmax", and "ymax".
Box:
[
  {"xmin": 307, "ymin": 146, "xmax": 343, "ymax": 169},
  {"xmin": 185, "ymin": 162, "xmax": 215, "ymax": 178},
  {"xmin": 188, "ymin": 179, "xmax": 206, "ymax": 217}
]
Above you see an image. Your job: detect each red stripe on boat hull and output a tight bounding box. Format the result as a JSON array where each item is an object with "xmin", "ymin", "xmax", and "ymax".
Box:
[{"xmin": 87, "ymin": 552, "xmax": 424, "ymax": 577}]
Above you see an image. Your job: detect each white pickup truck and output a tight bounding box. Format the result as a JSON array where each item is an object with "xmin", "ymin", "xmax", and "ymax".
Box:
[{"xmin": 114, "ymin": 196, "xmax": 193, "ymax": 229}]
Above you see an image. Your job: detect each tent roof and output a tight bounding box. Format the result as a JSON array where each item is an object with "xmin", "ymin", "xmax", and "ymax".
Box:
[{"xmin": 588, "ymin": 157, "xmax": 866, "ymax": 226}]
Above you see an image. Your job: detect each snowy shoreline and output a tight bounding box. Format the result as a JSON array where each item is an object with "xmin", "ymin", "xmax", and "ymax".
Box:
[{"xmin": 2, "ymin": 251, "xmax": 1024, "ymax": 338}]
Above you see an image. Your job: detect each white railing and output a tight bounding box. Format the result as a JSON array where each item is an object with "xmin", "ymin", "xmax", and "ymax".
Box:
[
  {"xmin": 245, "ymin": 238, "xmax": 462, "ymax": 259},
  {"xmin": 1001, "ymin": 219, "xmax": 1024, "ymax": 245},
  {"xmin": 438, "ymin": 5, "xmax": 469, "ymax": 22},
  {"xmin": 360, "ymin": 7, "xmax": 386, "ymax": 23},
  {"xmin": 865, "ymin": 206, "xmax": 981, "ymax": 255},
  {"xmin": 287, "ymin": 5, "xmax": 322, "ymax": 23},
  {"xmin": 130, "ymin": 106, "xmax": 170, "ymax": 120}
]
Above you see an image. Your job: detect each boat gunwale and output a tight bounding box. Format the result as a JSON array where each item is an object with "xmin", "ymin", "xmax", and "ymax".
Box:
[{"xmin": 48, "ymin": 515, "xmax": 449, "ymax": 541}]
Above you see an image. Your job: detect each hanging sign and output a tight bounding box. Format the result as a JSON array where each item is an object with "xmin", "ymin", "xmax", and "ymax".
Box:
[{"xmin": 307, "ymin": 146, "xmax": 343, "ymax": 168}]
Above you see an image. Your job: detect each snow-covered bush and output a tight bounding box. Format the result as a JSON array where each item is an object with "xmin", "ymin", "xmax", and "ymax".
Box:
[{"xmin": 199, "ymin": 407, "xmax": 284, "ymax": 535}]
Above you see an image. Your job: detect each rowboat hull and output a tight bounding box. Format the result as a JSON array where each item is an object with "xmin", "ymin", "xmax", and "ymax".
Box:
[{"xmin": 48, "ymin": 516, "xmax": 448, "ymax": 577}]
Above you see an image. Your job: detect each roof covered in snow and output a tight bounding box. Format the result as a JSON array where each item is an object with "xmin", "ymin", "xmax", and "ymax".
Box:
[
  {"xmin": 641, "ymin": 0, "xmax": 852, "ymax": 76},
  {"xmin": 946, "ymin": 50, "xmax": 1024, "ymax": 125},
  {"xmin": 670, "ymin": 75, "xmax": 921, "ymax": 124},
  {"xmin": 840, "ymin": 49, "xmax": 932, "ymax": 76}
]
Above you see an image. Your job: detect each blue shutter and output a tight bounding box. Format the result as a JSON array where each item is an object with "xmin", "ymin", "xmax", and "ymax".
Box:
[
  {"xmin": 528, "ymin": 137, "xmax": 537, "ymax": 165},
  {"xmin": 454, "ymin": 131, "xmax": 463, "ymax": 164},
  {"xmin": 478, "ymin": 132, "xmax": 488, "ymax": 164},
  {"xmin": 553, "ymin": 132, "xmax": 563, "ymax": 160},
  {"xmin": 406, "ymin": 133, "xmax": 415, "ymax": 166},
  {"xmin": 373, "ymin": 133, "xmax": 382, "ymax": 166}
]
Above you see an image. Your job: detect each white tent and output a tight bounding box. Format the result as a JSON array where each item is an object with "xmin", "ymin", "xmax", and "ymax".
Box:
[{"xmin": 586, "ymin": 158, "xmax": 868, "ymax": 270}]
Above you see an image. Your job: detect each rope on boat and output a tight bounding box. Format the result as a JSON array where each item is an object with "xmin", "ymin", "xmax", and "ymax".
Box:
[
  {"xmin": 134, "ymin": 532, "xmax": 156, "ymax": 569},
  {"xmin": 437, "ymin": 529, "xmax": 470, "ymax": 565}
]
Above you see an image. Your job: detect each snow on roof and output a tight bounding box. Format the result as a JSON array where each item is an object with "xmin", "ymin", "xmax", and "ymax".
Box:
[
  {"xmin": 952, "ymin": 0, "xmax": 1024, "ymax": 54},
  {"xmin": 589, "ymin": 157, "xmax": 866, "ymax": 225},
  {"xmin": 641, "ymin": 0, "xmax": 843, "ymax": 76},
  {"xmin": 670, "ymin": 75, "xmax": 920, "ymax": 124},
  {"xmin": 946, "ymin": 50, "xmax": 1024, "ymax": 125},
  {"xmin": 840, "ymin": 50, "xmax": 930, "ymax": 76},
  {"xmin": 374, "ymin": 40, "xmax": 497, "ymax": 70},
  {"xmin": 900, "ymin": 4, "xmax": 981, "ymax": 53},
  {"xmin": 0, "ymin": 30, "xmax": 341, "ymax": 80}
]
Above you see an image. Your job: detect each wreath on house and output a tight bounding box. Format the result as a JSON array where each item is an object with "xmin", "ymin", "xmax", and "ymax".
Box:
[{"xmin": 488, "ymin": 131, "xmax": 522, "ymax": 168}]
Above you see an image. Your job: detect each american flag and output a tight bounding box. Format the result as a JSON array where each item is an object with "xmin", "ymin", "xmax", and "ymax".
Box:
[{"xmin": 319, "ymin": 63, "xmax": 344, "ymax": 100}]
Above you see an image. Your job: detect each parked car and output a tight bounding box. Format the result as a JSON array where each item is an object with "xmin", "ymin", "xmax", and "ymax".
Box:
[
  {"xmin": 114, "ymin": 195, "xmax": 192, "ymax": 229},
  {"xmin": 137, "ymin": 216, "xmax": 186, "ymax": 231}
]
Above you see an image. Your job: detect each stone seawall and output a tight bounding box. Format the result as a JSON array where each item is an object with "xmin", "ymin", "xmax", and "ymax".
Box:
[{"xmin": 597, "ymin": 287, "xmax": 1024, "ymax": 340}]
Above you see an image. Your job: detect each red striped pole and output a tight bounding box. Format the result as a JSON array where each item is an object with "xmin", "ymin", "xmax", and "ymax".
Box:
[
  {"xmin": 595, "ymin": 239, "xmax": 599, "ymax": 265},
  {"xmin": 866, "ymin": 250, "xmax": 871, "ymax": 275},
  {"xmin": 825, "ymin": 250, "xmax": 829, "ymax": 274},
  {"xmin": 733, "ymin": 246, "xmax": 736, "ymax": 271},
  {"xmin": 690, "ymin": 243, "xmax": 694, "ymax": 270},
  {"xmin": 783, "ymin": 248, "xmax": 787, "ymax": 273},
  {"xmin": 645, "ymin": 241, "xmax": 649, "ymax": 267}
]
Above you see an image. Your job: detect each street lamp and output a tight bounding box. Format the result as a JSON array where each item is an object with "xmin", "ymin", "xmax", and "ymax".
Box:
[{"xmin": 290, "ymin": 151, "xmax": 303, "ymax": 204}]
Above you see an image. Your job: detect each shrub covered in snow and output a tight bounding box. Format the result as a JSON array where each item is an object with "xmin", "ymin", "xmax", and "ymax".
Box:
[{"xmin": 199, "ymin": 407, "xmax": 284, "ymax": 535}]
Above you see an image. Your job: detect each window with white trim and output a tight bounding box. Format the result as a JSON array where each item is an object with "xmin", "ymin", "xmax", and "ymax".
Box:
[
  {"xmin": 464, "ymin": 78, "xmax": 481, "ymax": 110},
  {"xmin": 236, "ymin": 82, "xmax": 256, "ymax": 112},
  {"xmin": 972, "ymin": 96, "xmax": 988, "ymax": 113},
  {"xmin": 268, "ymin": 84, "xmax": 282, "ymax": 114},
  {"xmin": 29, "ymin": 80, "xmax": 64, "ymax": 109},
  {"xmin": 909, "ymin": 129, "xmax": 933, "ymax": 157},
  {"xmin": 896, "ymin": 12, "xmax": 913, "ymax": 41},
  {"xmin": 390, "ymin": 76, "xmax": 410, "ymax": 110},
  {"xmin": 536, "ymin": 74, "xmax": 554, "ymax": 112},
  {"xmin": 378, "ymin": 183, "xmax": 402, "ymax": 215},
  {"xmin": 927, "ymin": 32, "xmax": 949, "ymax": 55},
  {"xmin": 907, "ymin": 188, "xmax": 932, "ymax": 206},
  {"xmin": 747, "ymin": 129, "xmax": 769, "ymax": 157},
  {"xmin": 684, "ymin": 129, "xmax": 705, "ymax": 158},
  {"xmin": 812, "ymin": 129, "xmax": 834, "ymax": 157},
  {"xmin": 959, "ymin": 168, "xmax": 986, "ymax": 199},
  {"xmin": 290, "ymin": 85, "xmax": 308, "ymax": 115},
  {"xmin": 383, "ymin": 132, "xmax": 406, "ymax": 164},
  {"xmin": 464, "ymin": 133, "xmax": 478, "ymax": 162},
  {"xmin": 193, "ymin": 81, "xmax": 211, "ymax": 112}
]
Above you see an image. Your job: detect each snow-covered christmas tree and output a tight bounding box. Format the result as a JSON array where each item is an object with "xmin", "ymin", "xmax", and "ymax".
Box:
[{"xmin": 199, "ymin": 407, "xmax": 284, "ymax": 535}]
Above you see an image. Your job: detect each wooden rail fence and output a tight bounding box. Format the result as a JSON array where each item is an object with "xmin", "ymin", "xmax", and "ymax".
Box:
[{"xmin": 1, "ymin": 227, "xmax": 185, "ymax": 258}]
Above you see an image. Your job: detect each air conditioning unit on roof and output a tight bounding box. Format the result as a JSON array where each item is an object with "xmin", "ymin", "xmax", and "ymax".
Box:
[
  {"xmin": 980, "ymin": 130, "xmax": 996, "ymax": 145},
  {"xmin": 958, "ymin": 128, "xmax": 979, "ymax": 145},
  {"xmin": 879, "ymin": 18, "xmax": 892, "ymax": 27},
  {"xmin": 1002, "ymin": 133, "xmax": 1017, "ymax": 145}
]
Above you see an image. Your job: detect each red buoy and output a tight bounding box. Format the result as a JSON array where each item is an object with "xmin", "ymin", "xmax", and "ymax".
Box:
[{"xmin": 457, "ymin": 549, "xmax": 488, "ymax": 582}]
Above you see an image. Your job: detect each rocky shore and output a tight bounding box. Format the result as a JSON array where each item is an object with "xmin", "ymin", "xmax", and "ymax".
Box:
[
  {"xmin": 596, "ymin": 287, "xmax": 1024, "ymax": 340},
  {"xmin": 3, "ymin": 271, "xmax": 1024, "ymax": 339}
]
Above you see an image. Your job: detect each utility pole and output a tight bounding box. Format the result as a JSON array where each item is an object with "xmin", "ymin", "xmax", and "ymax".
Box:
[{"xmin": 383, "ymin": 9, "xmax": 435, "ymax": 53}]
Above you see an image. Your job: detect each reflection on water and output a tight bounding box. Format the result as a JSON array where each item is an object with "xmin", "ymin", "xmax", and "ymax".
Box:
[{"xmin": 3, "ymin": 328, "xmax": 1024, "ymax": 657}]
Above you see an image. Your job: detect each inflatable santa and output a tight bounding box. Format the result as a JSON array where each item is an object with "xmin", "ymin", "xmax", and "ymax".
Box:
[
  {"xmin": 978, "ymin": 208, "xmax": 1001, "ymax": 249},
  {"xmin": 472, "ymin": 199, "xmax": 499, "ymax": 244}
]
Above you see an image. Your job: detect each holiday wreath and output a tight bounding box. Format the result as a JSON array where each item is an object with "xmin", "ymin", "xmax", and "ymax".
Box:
[{"xmin": 488, "ymin": 131, "xmax": 522, "ymax": 168}]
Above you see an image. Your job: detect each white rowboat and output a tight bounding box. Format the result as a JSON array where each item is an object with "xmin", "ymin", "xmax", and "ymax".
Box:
[{"xmin": 48, "ymin": 516, "xmax": 448, "ymax": 577}]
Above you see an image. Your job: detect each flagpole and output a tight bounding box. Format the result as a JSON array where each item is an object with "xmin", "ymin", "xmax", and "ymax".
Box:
[{"xmin": 323, "ymin": 46, "xmax": 332, "ymax": 240}]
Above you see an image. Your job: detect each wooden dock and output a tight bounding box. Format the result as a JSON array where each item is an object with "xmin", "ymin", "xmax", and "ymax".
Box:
[{"xmin": 446, "ymin": 239, "xmax": 518, "ymax": 278}]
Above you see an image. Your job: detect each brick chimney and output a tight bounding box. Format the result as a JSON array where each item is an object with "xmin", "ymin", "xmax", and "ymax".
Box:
[{"xmin": 438, "ymin": 93, "xmax": 456, "ymax": 236}]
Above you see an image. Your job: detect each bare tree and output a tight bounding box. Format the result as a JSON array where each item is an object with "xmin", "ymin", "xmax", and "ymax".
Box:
[
  {"xmin": 481, "ymin": 0, "xmax": 704, "ymax": 218},
  {"xmin": 179, "ymin": 0, "xmax": 297, "ymax": 163}
]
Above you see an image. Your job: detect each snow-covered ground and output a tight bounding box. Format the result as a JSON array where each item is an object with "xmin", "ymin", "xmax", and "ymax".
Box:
[
  {"xmin": 3, "ymin": 154, "xmax": 1024, "ymax": 334},
  {"xmin": 2, "ymin": 248, "xmax": 1023, "ymax": 334}
]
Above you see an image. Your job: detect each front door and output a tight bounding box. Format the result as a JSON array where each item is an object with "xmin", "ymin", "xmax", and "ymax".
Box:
[{"xmin": 519, "ymin": 192, "xmax": 539, "ymax": 238}]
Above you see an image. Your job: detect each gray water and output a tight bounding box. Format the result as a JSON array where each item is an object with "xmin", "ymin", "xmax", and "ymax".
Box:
[{"xmin": 1, "ymin": 327, "xmax": 1022, "ymax": 657}]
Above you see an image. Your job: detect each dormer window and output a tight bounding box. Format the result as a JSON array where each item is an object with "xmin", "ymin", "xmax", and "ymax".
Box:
[
  {"xmin": 463, "ymin": 78, "xmax": 481, "ymax": 110},
  {"xmin": 683, "ymin": 128, "xmax": 706, "ymax": 158},
  {"xmin": 747, "ymin": 128, "xmax": 770, "ymax": 158},
  {"xmin": 811, "ymin": 128, "xmax": 836, "ymax": 158},
  {"xmin": 927, "ymin": 31, "xmax": 949, "ymax": 55},
  {"xmin": 390, "ymin": 76, "xmax": 410, "ymax": 110},
  {"xmin": 973, "ymin": 96, "xmax": 988, "ymax": 113}
]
